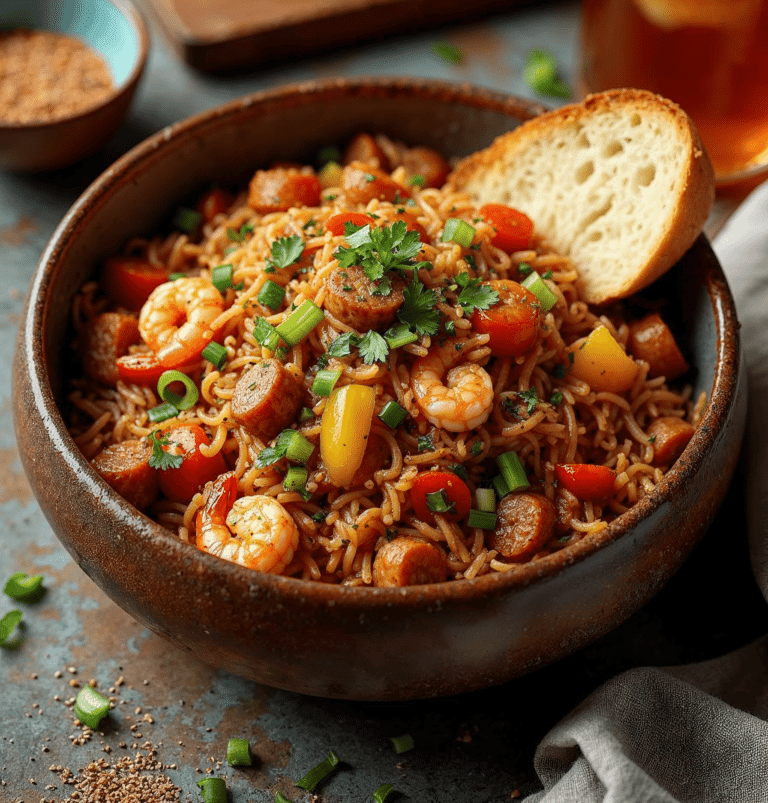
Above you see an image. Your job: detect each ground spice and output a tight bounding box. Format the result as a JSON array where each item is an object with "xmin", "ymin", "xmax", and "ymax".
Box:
[{"xmin": 0, "ymin": 29, "xmax": 114, "ymax": 123}]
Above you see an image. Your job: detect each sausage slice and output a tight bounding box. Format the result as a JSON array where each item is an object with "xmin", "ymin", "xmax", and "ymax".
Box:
[
  {"xmin": 80, "ymin": 311, "xmax": 141, "ymax": 386},
  {"xmin": 325, "ymin": 264, "xmax": 405, "ymax": 332},
  {"xmin": 489, "ymin": 492, "xmax": 557, "ymax": 561},
  {"xmin": 340, "ymin": 162, "xmax": 410, "ymax": 206},
  {"xmin": 231, "ymin": 359, "xmax": 304, "ymax": 441},
  {"xmin": 372, "ymin": 536, "xmax": 447, "ymax": 587},
  {"xmin": 92, "ymin": 439, "xmax": 158, "ymax": 511},
  {"xmin": 628, "ymin": 313, "xmax": 689, "ymax": 380},
  {"xmin": 648, "ymin": 416, "xmax": 696, "ymax": 466}
]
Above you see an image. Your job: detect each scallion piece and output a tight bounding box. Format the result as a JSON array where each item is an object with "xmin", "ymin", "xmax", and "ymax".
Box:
[
  {"xmin": 295, "ymin": 750, "xmax": 340, "ymax": 792},
  {"xmin": 172, "ymin": 206, "xmax": 202, "ymax": 233},
  {"xmin": 384, "ymin": 322, "xmax": 418, "ymax": 350},
  {"xmin": 492, "ymin": 474, "xmax": 511, "ymax": 500},
  {"xmin": 467, "ymin": 509, "xmax": 498, "ymax": 530},
  {"xmin": 475, "ymin": 487, "xmax": 496, "ymax": 513},
  {"xmin": 73, "ymin": 685, "xmax": 111, "ymax": 730},
  {"xmin": 157, "ymin": 370, "xmax": 199, "ymax": 410},
  {"xmin": 496, "ymin": 451, "xmax": 529, "ymax": 492},
  {"xmin": 377, "ymin": 400, "xmax": 408, "ymax": 429},
  {"xmin": 211, "ymin": 263, "xmax": 235, "ymax": 292},
  {"xmin": 201, "ymin": 342, "xmax": 228, "ymax": 370},
  {"xmin": 197, "ymin": 777, "xmax": 227, "ymax": 803},
  {"xmin": 441, "ymin": 218, "xmax": 475, "ymax": 247},
  {"xmin": 275, "ymin": 793, "xmax": 294, "ymax": 803},
  {"xmin": 254, "ymin": 317, "xmax": 281, "ymax": 352},
  {"xmin": 426, "ymin": 490, "xmax": 453, "ymax": 514},
  {"xmin": 4, "ymin": 572, "xmax": 45, "ymax": 601},
  {"xmin": 284, "ymin": 431, "xmax": 314, "ymax": 464},
  {"xmin": 169, "ymin": 272, "xmax": 186, "ymax": 281},
  {"xmin": 522, "ymin": 271, "xmax": 558, "ymax": 312},
  {"xmin": 389, "ymin": 733, "xmax": 414, "ymax": 754},
  {"xmin": 284, "ymin": 465, "xmax": 309, "ymax": 495},
  {"xmin": 147, "ymin": 401, "xmax": 179, "ymax": 424},
  {"xmin": 373, "ymin": 784, "xmax": 395, "ymax": 803},
  {"xmin": 258, "ymin": 279, "xmax": 286, "ymax": 311},
  {"xmin": 275, "ymin": 300, "xmax": 324, "ymax": 347},
  {"xmin": 226, "ymin": 737, "xmax": 253, "ymax": 767},
  {"xmin": 312, "ymin": 368, "xmax": 342, "ymax": 397},
  {"xmin": 299, "ymin": 407, "xmax": 314, "ymax": 422},
  {"xmin": 0, "ymin": 610, "xmax": 23, "ymax": 648}
]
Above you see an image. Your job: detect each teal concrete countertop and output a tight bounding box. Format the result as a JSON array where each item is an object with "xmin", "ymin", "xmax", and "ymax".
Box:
[{"xmin": 2, "ymin": 2, "xmax": 766, "ymax": 801}]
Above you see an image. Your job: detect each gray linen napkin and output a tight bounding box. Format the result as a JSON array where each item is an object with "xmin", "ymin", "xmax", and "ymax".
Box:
[{"xmin": 526, "ymin": 179, "xmax": 768, "ymax": 802}]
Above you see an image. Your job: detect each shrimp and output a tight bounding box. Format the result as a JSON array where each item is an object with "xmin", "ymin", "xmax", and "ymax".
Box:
[
  {"xmin": 138, "ymin": 277, "xmax": 224, "ymax": 368},
  {"xmin": 410, "ymin": 341, "xmax": 494, "ymax": 432},
  {"xmin": 196, "ymin": 472, "xmax": 299, "ymax": 574}
]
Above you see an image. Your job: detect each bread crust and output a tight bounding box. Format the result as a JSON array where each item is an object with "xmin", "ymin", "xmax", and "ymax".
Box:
[{"xmin": 447, "ymin": 89, "xmax": 715, "ymax": 305}]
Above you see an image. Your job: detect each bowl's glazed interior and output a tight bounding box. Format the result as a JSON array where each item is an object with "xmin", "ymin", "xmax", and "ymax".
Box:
[{"xmin": 12, "ymin": 78, "xmax": 745, "ymax": 700}]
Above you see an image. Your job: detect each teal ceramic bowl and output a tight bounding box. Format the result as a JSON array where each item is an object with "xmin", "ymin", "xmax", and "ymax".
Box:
[{"xmin": 0, "ymin": 0, "xmax": 149, "ymax": 171}]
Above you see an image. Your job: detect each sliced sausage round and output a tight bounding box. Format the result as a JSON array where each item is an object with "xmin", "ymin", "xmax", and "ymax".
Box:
[
  {"xmin": 92, "ymin": 439, "xmax": 159, "ymax": 511},
  {"xmin": 325, "ymin": 264, "xmax": 405, "ymax": 332},
  {"xmin": 400, "ymin": 146, "xmax": 450, "ymax": 188},
  {"xmin": 372, "ymin": 536, "xmax": 447, "ymax": 587},
  {"xmin": 489, "ymin": 492, "xmax": 557, "ymax": 562},
  {"xmin": 648, "ymin": 416, "xmax": 696, "ymax": 466},
  {"xmin": 628, "ymin": 313, "xmax": 689, "ymax": 380},
  {"xmin": 247, "ymin": 167, "xmax": 322, "ymax": 213},
  {"xmin": 342, "ymin": 133, "xmax": 390, "ymax": 170},
  {"xmin": 80, "ymin": 311, "xmax": 141, "ymax": 386},
  {"xmin": 231, "ymin": 359, "xmax": 304, "ymax": 441},
  {"xmin": 340, "ymin": 161, "xmax": 410, "ymax": 206}
]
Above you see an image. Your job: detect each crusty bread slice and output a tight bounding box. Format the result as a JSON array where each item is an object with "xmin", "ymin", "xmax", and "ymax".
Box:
[{"xmin": 447, "ymin": 89, "xmax": 715, "ymax": 305}]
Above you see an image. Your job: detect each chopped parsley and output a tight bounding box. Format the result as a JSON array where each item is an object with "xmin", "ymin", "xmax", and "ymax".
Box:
[
  {"xmin": 454, "ymin": 272, "xmax": 499, "ymax": 315},
  {"xmin": 146, "ymin": 431, "xmax": 183, "ymax": 471},
  {"xmin": 550, "ymin": 390, "xmax": 563, "ymax": 406},
  {"xmin": 267, "ymin": 235, "xmax": 304, "ymax": 271},
  {"xmin": 398, "ymin": 278, "xmax": 440, "ymax": 336},
  {"xmin": 552, "ymin": 363, "xmax": 567, "ymax": 379},
  {"xmin": 326, "ymin": 329, "xmax": 389, "ymax": 364},
  {"xmin": 227, "ymin": 223, "xmax": 254, "ymax": 243},
  {"xmin": 417, "ymin": 434, "xmax": 433, "ymax": 452},
  {"xmin": 518, "ymin": 388, "xmax": 539, "ymax": 415}
]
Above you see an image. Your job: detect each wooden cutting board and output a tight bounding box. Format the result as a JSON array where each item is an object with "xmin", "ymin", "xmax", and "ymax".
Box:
[{"xmin": 145, "ymin": 0, "xmax": 533, "ymax": 72}]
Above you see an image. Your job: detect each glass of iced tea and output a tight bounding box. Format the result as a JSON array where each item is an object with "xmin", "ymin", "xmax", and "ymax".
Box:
[{"xmin": 581, "ymin": 0, "xmax": 768, "ymax": 185}]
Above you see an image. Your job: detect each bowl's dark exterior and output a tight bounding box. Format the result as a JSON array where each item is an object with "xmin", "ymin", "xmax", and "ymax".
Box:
[{"xmin": 12, "ymin": 78, "xmax": 745, "ymax": 700}]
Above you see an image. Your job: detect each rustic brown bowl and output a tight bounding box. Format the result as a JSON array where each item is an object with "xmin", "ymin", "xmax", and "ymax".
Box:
[
  {"xmin": 12, "ymin": 77, "xmax": 745, "ymax": 700},
  {"xmin": 0, "ymin": 0, "xmax": 149, "ymax": 172}
]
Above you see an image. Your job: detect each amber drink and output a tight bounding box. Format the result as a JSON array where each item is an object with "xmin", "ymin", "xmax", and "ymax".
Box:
[{"xmin": 581, "ymin": 0, "xmax": 768, "ymax": 184}]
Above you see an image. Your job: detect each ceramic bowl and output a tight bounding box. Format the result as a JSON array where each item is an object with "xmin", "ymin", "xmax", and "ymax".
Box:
[
  {"xmin": 0, "ymin": 0, "xmax": 149, "ymax": 171},
  {"xmin": 12, "ymin": 78, "xmax": 745, "ymax": 700}
]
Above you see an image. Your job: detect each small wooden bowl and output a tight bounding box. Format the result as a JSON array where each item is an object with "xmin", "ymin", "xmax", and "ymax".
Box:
[
  {"xmin": 0, "ymin": 0, "xmax": 149, "ymax": 171},
  {"xmin": 12, "ymin": 78, "xmax": 746, "ymax": 700}
]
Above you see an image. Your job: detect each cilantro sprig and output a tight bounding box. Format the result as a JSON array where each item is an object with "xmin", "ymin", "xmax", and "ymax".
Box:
[
  {"xmin": 266, "ymin": 235, "xmax": 305, "ymax": 272},
  {"xmin": 146, "ymin": 431, "xmax": 184, "ymax": 471},
  {"xmin": 398, "ymin": 279, "xmax": 440, "ymax": 336},
  {"xmin": 327, "ymin": 330, "xmax": 389, "ymax": 365},
  {"xmin": 335, "ymin": 220, "xmax": 428, "ymax": 296},
  {"xmin": 454, "ymin": 272, "xmax": 499, "ymax": 315}
]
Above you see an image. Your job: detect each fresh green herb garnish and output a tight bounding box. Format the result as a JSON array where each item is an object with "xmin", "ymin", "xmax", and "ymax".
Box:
[
  {"xmin": 417, "ymin": 434, "xmax": 433, "ymax": 452},
  {"xmin": 454, "ymin": 272, "xmax": 499, "ymax": 315},
  {"xmin": 432, "ymin": 41, "xmax": 463, "ymax": 64},
  {"xmin": 227, "ymin": 223, "xmax": 254, "ymax": 243},
  {"xmin": 398, "ymin": 278, "xmax": 440, "ymax": 336},
  {"xmin": 146, "ymin": 431, "xmax": 184, "ymax": 471},
  {"xmin": 518, "ymin": 388, "xmax": 539, "ymax": 415},
  {"xmin": 267, "ymin": 235, "xmax": 305, "ymax": 271},
  {"xmin": 524, "ymin": 49, "xmax": 572, "ymax": 99},
  {"xmin": 550, "ymin": 390, "xmax": 563, "ymax": 406},
  {"xmin": 357, "ymin": 331, "xmax": 389, "ymax": 364}
]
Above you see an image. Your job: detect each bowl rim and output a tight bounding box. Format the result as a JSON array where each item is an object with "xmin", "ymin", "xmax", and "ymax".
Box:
[
  {"xmin": 0, "ymin": 0, "xmax": 150, "ymax": 132},
  {"xmin": 23, "ymin": 76, "xmax": 741, "ymax": 609}
]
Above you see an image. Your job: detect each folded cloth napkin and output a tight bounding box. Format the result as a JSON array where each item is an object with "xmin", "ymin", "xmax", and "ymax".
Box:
[{"xmin": 526, "ymin": 179, "xmax": 768, "ymax": 803}]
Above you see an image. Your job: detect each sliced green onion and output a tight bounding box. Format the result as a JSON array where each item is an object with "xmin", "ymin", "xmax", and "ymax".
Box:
[
  {"xmin": 147, "ymin": 401, "xmax": 179, "ymax": 424},
  {"xmin": 492, "ymin": 474, "xmax": 511, "ymax": 500},
  {"xmin": 467, "ymin": 509, "xmax": 498, "ymax": 530},
  {"xmin": 299, "ymin": 407, "xmax": 314, "ymax": 422},
  {"xmin": 275, "ymin": 793, "xmax": 295, "ymax": 803},
  {"xmin": 312, "ymin": 368, "xmax": 342, "ymax": 397},
  {"xmin": 426, "ymin": 490, "xmax": 454, "ymax": 514},
  {"xmin": 441, "ymin": 218, "xmax": 475, "ymax": 247},
  {"xmin": 73, "ymin": 685, "xmax": 111, "ymax": 730},
  {"xmin": 197, "ymin": 777, "xmax": 227, "ymax": 803},
  {"xmin": 254, "ymin": 317, "xmax": 281, "ymax": 352},
  {"xmin": 157, "ymin": 370, "xmax": 199, "ymax": 410},
  {"xmin": 384, "ymin": 322, "xmax": 418, "ymax": 349},
  {"xmin": 389, "ymin": 733, "xmax": 414, "ymax": 754},
  {"xmin": 449, "ymin": 463, "xmax": 469, "ymax": 481},
  {"xmin": 284, "ymin": 431, "xmax": 314, "ymax": 464},
  {"xmin": 4, "ymin": 572, "xmax": 45, "ymax": 601},
  {"xmin": 475, "ymin": 488, "xmax": 496, "ymax": 513},
  {"xmin": 169, "ymin": 272, "xmax": 186, "ymax": 281},
  {"xmin": 172, "ymin": 206, "xmax": 202, "ymax": 233},
  {"xmin": 496, "ymin": 451, "xmax": 529, "ymax": 492},
  {"xmin": 201, "ymin": 342, "xmax": 228, "ymax": 370},
  {"xmin": 0, "ymin": 610, "xmax": 23, "ymax": 648},
  {"xmin": 295, "ymin": 750, "xmax": 340, "ymax": 792},
  {"xmin": 432, "ymin": 41, "xmax": 463, "ymax": 63},
  {"xmin": 373, "ymin": 784, "xmax": 395, "ymax": 803},
  {"xmin": 378, "ymin": 400, "xmax": 408, "ymax": 429},
  {"xmin": 284, "ymin": 465, "xmax": 309, "ymax": 495},
  {"xmin": 524, "ymin": 48, "xmax": 572, "ymax": 99},
  {"xmin": 226, "ymin": 738, "xmax": 252, "ymax": 767},
  {"xmin": 522, "ymin": 271, "xmax": 558, "ymax": 312},
  {"xmin": 212, "ymin": 263, "xmax": 235, "ymax": 292},
  {"xmin": 258, "ymin": 279, "xmax": 286, "ymax": 311},
  {"xmin": 275, "ymin": 300, "xmax": 324, "ymax": 347}
]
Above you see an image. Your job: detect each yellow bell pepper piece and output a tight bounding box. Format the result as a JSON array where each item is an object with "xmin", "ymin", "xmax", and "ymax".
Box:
[
  {"xmin": 568, "ymin": 324, "xmax": 639, "ymax": 393},
  {"xmin": 320, "ymin": 383, "xmax": 376, "ymax": 488}
]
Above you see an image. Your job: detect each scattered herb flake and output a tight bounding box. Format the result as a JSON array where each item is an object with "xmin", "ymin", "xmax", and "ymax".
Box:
[
  {"xmin": 432, "ymin": 41, "xmax": 463, "ymax": 63},
  {"xmin": 146, "ymin": 431, "xmax": 184, "ymax": 471},
  {"xmin": 398, "ymin": 279, "xmax": 440, "ymax": 336}
]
